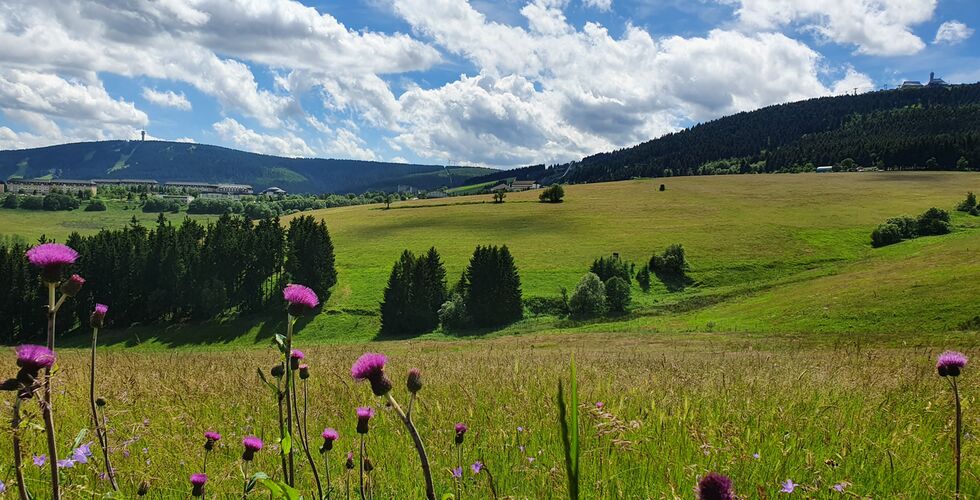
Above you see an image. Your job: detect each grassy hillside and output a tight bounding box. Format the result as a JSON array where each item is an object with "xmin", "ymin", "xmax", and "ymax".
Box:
[
  {"xmin": 14, "ymin": 171, "xmax": 968, "ymax": 349},
  {"xmin": 0, "ymin": 140, "xmax": 495, "ymax": 194}
]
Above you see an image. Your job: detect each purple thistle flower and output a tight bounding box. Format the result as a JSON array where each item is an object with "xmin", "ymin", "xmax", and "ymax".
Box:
[
  {"xmin": 697, "ymin": 472, "xmax": 734, "ymax": 500},
  {"xmin": 781, "ymin": 479, "xmax": 797, "ymax": 493},
  {"xmin": 937, "ymin": 351, "xmax": 968, "ymax": 377},
  {"xmin": 356, "ymin": 406, "xmax": 375, "ymax": 434},
  {"xmin": 26, "ymin": 243, "xmax": 78, "ymax": 282},
  {"xmin": 595, "ymin": 401, "xmax": 604, "ymax": 409},
  {"xmin": 204, "ymin": 431, "xmax": 221, "ymax": 451},
  {"xmin": 60, "ymin": 274, "xmax": 85, "ymax": 297},
  {"xmin": 321, "ymin": 427, "xmax": 339, "ymax": 452},
  {"xmin": 454, "ymin": 422, "xmax": 468, "ymax": 445},
  {"xmin": 242, "ymin": 436, "xmax": 263, "ymax": 461},
  {"xmin": 190, "ymin": 473, "xmax": 207, "ymax": 497},
  {"xmin": 451, "ymin": 466, "xmax": 463, "ymax": 479},
  {"xmin": 298, "ymin": 363, "xmax": 310, "ymax": 379},
  {"xmin": 91, "ymin": 303, "xmax": 108, "ymax": 329},
  {"xmin": 57, "ymin": 458, "xmax": 75, "ymax": 468},
  {"xmin": 16, "ymin": 344, "xmax": 56, "ymax": 375},
  {"xmin": 283, "ymin": 283, "xmax": 319, "ymax": 315},
  {"xmin": 33, "ymin": 454, "xmax": 46, "ymax": 466},
  {"xmin": 471, "ymin": 461, "xmax": 483, "ymax": 475},
  {"xmin": 352, "ymin": 353, "xmax": 392, "ymax": 396}
]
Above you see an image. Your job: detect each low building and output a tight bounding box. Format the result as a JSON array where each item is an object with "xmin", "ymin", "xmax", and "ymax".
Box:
[
  {"xmin": 899, "ymin": 80, "xmax": 923, "ymax": 89},
  {"xmin": 93, "ymin": 179, "xmax": 159, "ymax": 189},
  {"xmin": 214, "ymin": 183, "xmax": 253, "ymax": 195},
  {"xmin": 815, "ymin": 166, "xmax": 834, "ymax": 173},
  {"xmin": 426, "ymin": 191, "xmax": 448, "ymax": 198},
  {"xmin": 261, "ymin": 187, "xmax": 287, "ymax": 196},
  {"xmin": 490, "ymin": 183, "xmax": 509, "ymax": 192},
  {"xmin": 927, "ymin": 72, "xmax": 948, "ymax": 87},
  {"xmin": 165, "ymin": 181, "xmax": 218, "ymax": 192},
  {"xmin": 8, "ymin": 178, "xmax": 97, "ymax": 196},
  {"xmin": 510, "ymin": 180, "xmax": 540, "ymax": 191},
  {"xmin": 162, "ymin": 194, "xmax": 194, "ymax": 203},
  {"xmin": 0, "ymin": 181, "xmax": 5, "ymax": 194}
]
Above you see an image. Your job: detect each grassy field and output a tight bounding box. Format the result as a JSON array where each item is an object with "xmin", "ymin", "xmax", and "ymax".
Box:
[{"xmin": 3, "ymin": 333, "xmax": 977, "ymax": 498}]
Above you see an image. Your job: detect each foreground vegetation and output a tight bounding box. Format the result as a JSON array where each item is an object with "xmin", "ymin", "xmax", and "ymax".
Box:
[{"xmin": 2, "ymin": 333, "xmax": 976, "ymax": 497}]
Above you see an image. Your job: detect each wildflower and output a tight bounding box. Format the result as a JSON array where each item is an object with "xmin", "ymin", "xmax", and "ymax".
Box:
[
  {"xmin": 352, "ymin": 353, "xmax": 392, "ymax": 396},
  {"xmin": 33, "ymin": 454, "xmax": 47, "ymax": 466},
  {"xmin": 72, "ymin": 442, "xmax": 93, "ymax": 464},
  {"xmin": 26, "ymin": 243, "xmax": 78, "ymax": 282},
  {"xmin": 595, "ymin": 401, "xmax": 604, "ymax": 409},
  {"xmin": 15, "ymin": 344, "xmax": 56, "ymax": 378},
  {"xmin": 290, "ymin": 349, "xmax": 305, "ymax": 370},
  {"xmin": 356, "ymin": 407, "xmax": 375, "ymax": 434},
  {"xmin": 517, "ymin": 426, "xmax": 524, "ymax": 432},
  {"xmin": 781, "ymin": 479, "xmax": 797, "ymax": 493},
  {"xmin": 321, "ymin": 428, "xmax": 339, "ymax": 453},
  {"xmin": 753, "ymin": 453, "xmax": 760, "ymax": 459},
  {"xmin": 527, "ymin": 457, "xmax": 535, "ymax": 463},
  {"xmin": 407, "ymin": 368, "xmax": 423, "ymax": 393},
  {"xmin": 298, "ymin": 363, "xmax": 310, "ymax": 380},
  {"xmin": 345, "ymin": 451, "xmax": 355, "ymax": 470},
  {"xmin": 937, "ymin": 351, "xmax": 968, "ymax": 377},
  {"xmin": 190, "ymin": 473, "xmax": 207, "ymax": 497},
  {"xmin": 271, "ymin": 363, "xmax": 285, "ymax": 378},
  {"xmin": 471, "ymin": 461, "xmax": 483, "ymax": 475},
  {"xmin": 57, "ymin": 458, "xmax": 75, "ymax": 468},
  {"xmin": 204, "ymin": 431, "xmax": 221, "ymax": 451},
  {"xmin": 451, "ymin": 466, "xmax": 463, "ymax": 478},
  {"xmin": 90, "ymin": 303, "xmax": 108, "ymax": 329},
  {"xmin": 242, "ymin": 436, "xmax": 263, "ymax": 461},
  {"xmin": 697, "ymin": 472, "xmax": 734, "ymax": 500},
  {"xmin": 283, "ymin": 283, "xmax": 319, "ymax": 316},
  {"xmin": 454, "ymin": 423, "xmax": 468, "ymax": 445},
  {"xmin": 60, "ymin": 274, "xmax": 85, "ymax": 297},
  {"xmin": 833, "ymin": 483, "xmax": 846, "ymax": 492},
  {"xmin": 0, "ymin": 480, "xmax": 5, "ymax": 494}
]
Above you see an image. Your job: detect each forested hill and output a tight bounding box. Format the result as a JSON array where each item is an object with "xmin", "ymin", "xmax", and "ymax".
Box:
[
  {"xmin": 0, "ymin": 141, "xmax": 494, "ymax": 193},
  {"xmin": 563, "ymin": 83, "xmax": 980, "ymax": 183}
]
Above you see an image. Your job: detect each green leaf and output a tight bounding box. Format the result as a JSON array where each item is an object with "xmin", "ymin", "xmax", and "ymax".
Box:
[
  {"xmin": 257, "ymin": 478, "xmax": 301, "ymax": 500},
  {"xmin": 441, "ymin": 494, "xmax": 456, "ymax": 500},
  {"xmin": 281, "ymin": 431, "xmax": 292, "ymax": 455},
  {"xmin": 72, "ymin": 428, "xmax": 88, "ymax": 449},
  {"xmin": 247, "ymin": 472, "xmax": 270, "ymax": 493}
]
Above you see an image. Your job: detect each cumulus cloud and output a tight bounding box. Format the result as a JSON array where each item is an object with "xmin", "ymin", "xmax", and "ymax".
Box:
[
  {"xmin": 141, "ymin": 88, "xmax": 192, "ymax": 111},
  {"xmin": 213, "ymin": 118, "xmax": 316, "ymax": 157},
  {"xmin": 934, "ymin": 21, "xmax": 974, "ymax": 45},
  {"xmin": 722, "ymin": 0, "xmax": 936, "ymax": 56},
  {"xmin": 583, "ymin": 0, "xmax": 613, "ymax": 11}
]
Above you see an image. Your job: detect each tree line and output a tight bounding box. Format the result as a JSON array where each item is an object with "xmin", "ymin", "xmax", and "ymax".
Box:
[{"xmin": 0, "ymin": 214, "xmax": 335, "ymax": 344}]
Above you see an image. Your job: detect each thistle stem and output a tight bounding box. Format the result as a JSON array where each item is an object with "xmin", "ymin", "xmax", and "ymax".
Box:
[
  {"xmin": 285, "ymin": 315, "xmax": 295, "ymax": 486},
  {"xmin": 12, "ymin": 394, "xmax": 28, "ymax": 500},
  {"xmin": 323, "ymin": 452, "xmax": 332, "ymax": 499},
  {"xmin": 952, "ymin": 376, "xmax": 962, "ymax": 498},
  {"xmin": 89, "ymin": 327, "xmax": 118, "ymax": 490},
  {"xmin": 42, "ymin": 282, "xmax": 60, "ymax": 500},
  {"xmin": 385, "ymin": 393, "xmax": 435, "ymax": 500},
  {"xmin": 292, "ymin": 378, "xmax": 323, "ymax": 499},
  {"xmin": 276, "ymin": 378, "xmax": 288, "ymax": 481},
  {"xmin": 359, "ymin": 434, "xmax": 366, "ymax": 500}
]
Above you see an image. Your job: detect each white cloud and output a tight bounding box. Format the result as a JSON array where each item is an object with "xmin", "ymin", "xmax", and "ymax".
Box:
[
  {"xmin": 389, "ymin": 0, "xmax": 864, "ymax": 166},
  {"xmin": 213, "ymin": 118, "xmax": 316, "ymax": 157},
  {"xmin": 325, "ymin": 128, "xmax": 380, "ymax": 161},
  {"xmin": 934, "ymin": 20, "xmax": 974, "ymax": 45},
  {"xmin": 0, "ymin": 69, "xmax": 147, "ymax": 126},
  {"xmin": 722, "ymin": 0, "xmax": 936, "ymax": 56},
  {"xmin": 831, "ymin": 67, "xmax": 876, "ymax": 94},
  {"xmin": 583, "ymin": 0, "xmax": 613, "ymax": 11},
  {"xmin": 141, "ymin": 88, "xmax": 192, "ymax": 111}
]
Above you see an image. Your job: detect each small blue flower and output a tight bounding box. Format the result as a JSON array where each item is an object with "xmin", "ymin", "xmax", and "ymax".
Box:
[{"xmin": 451, "ymin": 466, "xmax": 462, "ymax": 479}]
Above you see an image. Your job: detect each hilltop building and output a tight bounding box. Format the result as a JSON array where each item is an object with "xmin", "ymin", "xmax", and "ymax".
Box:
[
  {"xmin": 7, "ymin": 178, "xmax": 97, "ymax": 196},
  {"xmin": 901, "ymin": 72, "xmax": 949, "ymax": 89},
  {"xmin": 261, "ymin": 186, "xmax": 287, "ymax": 196}
]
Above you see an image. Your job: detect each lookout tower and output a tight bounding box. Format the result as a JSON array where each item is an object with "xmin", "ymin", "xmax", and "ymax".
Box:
[{"xmin": 141, "ymin": 130, "xmax": 146, "ymax": 141}]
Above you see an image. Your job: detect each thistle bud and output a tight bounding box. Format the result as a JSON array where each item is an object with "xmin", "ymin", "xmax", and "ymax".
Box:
[
  {"xmin": 189, "ymin": 474, "xmax": 207, "ymax": 497},
  {"xmin": 454, "ymin": 423, "xmax": 468, "ymax": 445},
  {"xmin": 364, "ymin": 457, "xmax": 374, "ymax": 473},
  {"xmin": 137, "ymin": 480, "xmax": 150, "ymax": 496},
  {"xmin": 90, "ymin": 303, "xmax": 108, "ymax": 329},
  {"xmin": 271, "ymin": 364, "xmax": 285, "ymax": 378},
  {"xmin": 299, "ymin": 363, "xmax": 310, "ymax": 380},
  {"xmin": 345, "ymin": 451, "xmax": 355, "ymax": 470},
  {"xmin": 407, "ymin": 368, "xmax": 423, "ymax": 394},
  {"xmin": 60, "ymin": 274, "xmax": 85, "ymax": 297},
  {"xmin": 96, "ymin": 397, "xmax": 106, "ymax": 407},
  {"xmin": 290, "ymin": 349, "xmax": 305, "ymax": 370}
]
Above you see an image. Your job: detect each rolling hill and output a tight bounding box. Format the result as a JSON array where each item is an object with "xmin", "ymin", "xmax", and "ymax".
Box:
[{"xmin": 0, "ymin": 140, "xmax": 494, "ymax": 194}]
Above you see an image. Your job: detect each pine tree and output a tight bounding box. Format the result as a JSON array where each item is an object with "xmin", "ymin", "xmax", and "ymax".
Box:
[{"xmin": 286, "ymin": 215, "xmax": 337, "ymax": 300}]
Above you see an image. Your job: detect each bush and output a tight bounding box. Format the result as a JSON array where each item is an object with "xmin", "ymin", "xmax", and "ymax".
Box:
[
  {"xmin": 650, "ymin": 244, "xmax": 687, "ymax": 275},
  {"xmin": 659, "ymin": 184, "xmax": 666, "ymax": 191},
  {"xmin": 438, "ymin": 292, "xmax": 469, "ymax": 331},
  {"xmin": 85, "ymin": 199, "xmax": 108, "ymax": 212},
  {"xmin": 20, "ymin": 196, "xmax": 44, "ymax": 210},
  {"xmin": 2, "ymin": 194, "xmax": 19, "ymax": 209},
  {"xmin": 635, "ymin": 265, "xmax": 651, "ymax": 292},
  {"xmin": 568, "ymin": 273, "xmax": 606, "ymax": 319},
  {"xmin": 524, "ymin": 296, "xmax": 567, "ymax": 316},
  {"xmin": 604, "ymin": 276, "xmax": 631, "ymax": 313},
  {"xmin": 188, "ymin": 197, "xmax": 243, "ymax": 214},
  {"xmin": 244, "ymin": 202, "xmax": 276, "ymax": 220},
  {"xmin": 143, "ymin": 197, "xmax": 182, "ymax": 213},
  {"xmin": 871, "ymin": 223, "xmax": 903, "ymax": 247},
  {"xmin": 916, "ymin": 207, "xmax": 951, "ymax": 236},
  {"xmin": 43, "ymin": 193, "xmax": 80, "ymax": 211},
  {"xmin": 885, "ymin": 216, "xmax": 918, "ymax": 239},
  {"xmin": 957, "ymin": 192, "xmax": 977, "ymax": 212},
  {"xmin": 590, "ymin": 254, "xmax": 632, "ymax": 284},
  {"xmin": 539, "ymin": 184, "xmax": 564, "ymax": 203}
]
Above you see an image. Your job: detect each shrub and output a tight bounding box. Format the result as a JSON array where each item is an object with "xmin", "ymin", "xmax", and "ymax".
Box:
[
  {"xmin": 20, "ymin": 196, "xmax": 44, "ymax": 210},
  {"xmin": 635, "ymin": 265, "xmax": 651, "ymax": 292},
  {"xmin": 871, "ymin": 223, "xmax": 903, "ymax": 247},
  {"xmin": 956, "ymin": 192, "xmax": 977, "ymax": 212},
  {"xmin": 525, "ymin": 296, "xmax": 567, "ymax": 316},
  {"xmin": 2, "ymin": 194, "xmax": 19, "ymax": 209},
  {"xmin": 971, "ymin": 205, "xmax": 980, "ymax": 216},
  {"xmin": 188, "ymin": 197, "xmax": 243, "ymax": 214},
  {"xmin": 568, "ymin": 273, "xmax": 606, "ymax": 319},
  {"xmin": 650, "ymin": 244, "xmax": 688, "ymax": 275},
  {"xmin": 244, "ymin": 202, "xmax": 276, "ymax": 220},
  {"xmin": 659, "ymin": 184, "xmax": 666, "ymax": 191},
  {"xmin": 916, "ymin": 207, "xmax": 951, "ymax": 236},
  {"xmin": 43, "ymin": 193, "xmax": 80, "ymax": 211},
  {"xmin": 539, "ymin": 184, "xmax": 565, "ymax": 203},
  {"xmin": 142, "ymin": 197, "xmax": 181, "ymax": 213},
  {"xmin": 604, "ymin": 276, "xmax": 631, "ymax": 313},
  {"xmin": 885, "ymin": 216, "xmax": 918, "ymax": 239},
  {"xmin": 85, "ymin": 199, "xmax": 108, "ymax": 212},
  {"xmin": 590, "ymin": 254, "xmax": 632, "ymax": 284},
  {"xmin": 438, "ymin": 292, "xmax": 469, "ymax": 331},
  {"xmin": 493, "ymin": 191, "xmax": 506, "ymax": 203}
]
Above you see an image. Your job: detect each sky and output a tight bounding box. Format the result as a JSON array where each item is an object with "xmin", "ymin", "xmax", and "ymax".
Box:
[{"xmin": 0, "ymin": 0, "xmax": 977, "ymax": 168}]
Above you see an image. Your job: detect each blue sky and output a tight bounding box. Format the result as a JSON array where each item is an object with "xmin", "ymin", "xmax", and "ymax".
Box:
[{"xmin": 0, "ymin": 0, "xmax": 976, "ymax": 168}]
